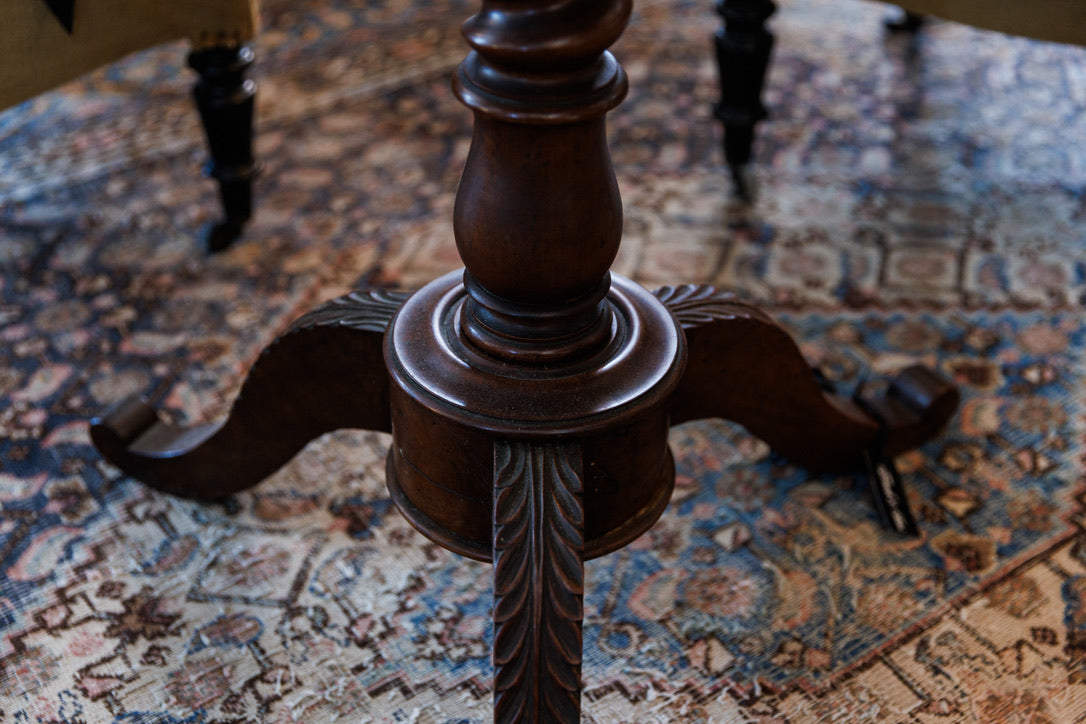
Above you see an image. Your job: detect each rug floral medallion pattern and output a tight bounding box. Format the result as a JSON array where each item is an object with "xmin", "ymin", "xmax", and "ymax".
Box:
[{"xmin": 3, "ymin": 0, "xmax": 1086, "ymax": 721}]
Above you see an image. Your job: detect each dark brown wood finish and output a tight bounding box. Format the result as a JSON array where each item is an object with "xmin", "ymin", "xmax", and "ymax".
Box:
[
  {"xmin": 92, "ymin": 1, "xmax": 960, "ymax": 719},
  {"xmin": 659, "ymin": 285, "xmax": 959, "ymax": 470},
  {"xmin": 90, "ymin": 290, "xmax": 405, "ymax": 499},
  {"xmin": 384, "ymin": 272, "xmax": 682, "ymax": 564},
  {"xmin": 493, "ymin": 440, "xmax": 585, "ymax": 723}
]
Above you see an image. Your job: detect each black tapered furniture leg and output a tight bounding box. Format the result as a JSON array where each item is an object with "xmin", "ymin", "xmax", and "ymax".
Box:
[
  {"xmin": 713, "ymin": 0, "xmax": 776, "ymax": 197},
  {"xmin": 886, "ymin": 8, "xmax": 924, "ymax": 33},
  {"xmin": 188, "ymin": 44, "xmax": 257, "ymax": 252}
]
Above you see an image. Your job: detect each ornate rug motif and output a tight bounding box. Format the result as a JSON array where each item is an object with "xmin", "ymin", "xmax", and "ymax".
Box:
[
  {"xmin": 3, "ymin": 0, "xmax": 1086, "ymax": 720},
  {"xmin": 2, "ymin": 311, "xmax": 1085, "ymax": 721}
]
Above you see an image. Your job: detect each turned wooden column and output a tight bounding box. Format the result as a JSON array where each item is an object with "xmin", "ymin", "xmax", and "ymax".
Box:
[
  {"xmin": 453, "ymin": 3, "xmax": 629, "ymax": 361},
  {"xmin": 383, "ymin": 2, "xmax": 686, "ymax": 720},
  {"xmin": 384, "ymin": 0, "xmax": 685, "ymax": 563}
]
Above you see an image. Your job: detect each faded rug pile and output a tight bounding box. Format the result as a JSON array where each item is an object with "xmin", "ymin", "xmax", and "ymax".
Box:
[{"xmin": 2, "ymin": 0, "xmax": 1086, "ymax": 721}]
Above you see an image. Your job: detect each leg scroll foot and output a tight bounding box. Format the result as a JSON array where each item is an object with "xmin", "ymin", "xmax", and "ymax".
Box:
[
  {"xmin": 853, "ymin": 364, "xmax": 959, "ymax": 459},
  {"xmin": 91, "ymin": 290, "xmax": 408, "ymax": 498},
  {"xmin": 657, "ymin": 285, "xmax": 958, "ymax": 470}
]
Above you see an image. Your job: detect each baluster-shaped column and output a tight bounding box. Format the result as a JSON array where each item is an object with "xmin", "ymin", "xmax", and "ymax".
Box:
[
  {"xmin": 383, "ymin": 7, "xmax": 687, "ymax": 719},
  {"xmin": 384, "ymin": 0, "xmax": 685, "ymax": 562},
  {"xmin": 452, "ymin": 1, "xmax": 632, "ymax": 363}
]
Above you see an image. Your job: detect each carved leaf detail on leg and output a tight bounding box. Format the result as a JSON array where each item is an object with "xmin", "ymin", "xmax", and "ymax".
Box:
[
  {"xmin": 493, "ymin": 440, "xmax": 585, "ymax": 724},
  {"xmin": 654, "ymin": 283, "xmax": 957, "ymax": 470},
  {"xmin": 288, "ymin": 289, "xmax": 409, "ymax": 333},
  {"xmin": 653, "ymin": 283, "xmax": 771, "ymax": 327},
  {"xmin": 656, "ymin": 281, "xmax": 879, "ymax": 468}
]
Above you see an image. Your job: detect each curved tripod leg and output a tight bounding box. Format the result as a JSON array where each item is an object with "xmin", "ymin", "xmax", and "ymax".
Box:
[
  {"xmin": 90, "ymin": 290, "xmax": 408, "ymax": 499},
  {"xmin": 656, "ymin": 285, "xmax": 958, "ymax": 471},
  {"xmin": 493, "ymin": 439, "xmax": 584, "ymax": 723}
]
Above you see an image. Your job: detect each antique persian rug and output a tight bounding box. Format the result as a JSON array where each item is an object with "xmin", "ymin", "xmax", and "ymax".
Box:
[{"xmin": 2, "ymin": 0, "xmax": 1086, "ymax": 721}]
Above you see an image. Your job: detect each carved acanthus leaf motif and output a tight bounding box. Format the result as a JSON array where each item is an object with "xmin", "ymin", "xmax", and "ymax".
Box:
[
  {"xmin": 493, "ymin": 440, "xmax": 584, "ymax": 724},
  {"xmin": 288, "ymin": 289, "xmax": 409, "ymax": 334},
  {"xmin": 653, "ymin": 284, "xmax": 772, "ymax": 328}
]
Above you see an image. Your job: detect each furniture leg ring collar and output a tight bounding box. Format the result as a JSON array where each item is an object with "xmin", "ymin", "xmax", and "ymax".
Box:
[{"xmin": 383, "ymin": 270, "xmax": 687, "ymax": 563}]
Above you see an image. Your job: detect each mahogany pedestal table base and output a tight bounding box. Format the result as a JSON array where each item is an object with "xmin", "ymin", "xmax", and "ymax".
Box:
[{"xmin": 91, "ymin": 1, "xmax": 958, "ymax": 720}]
